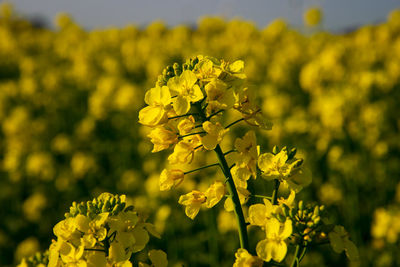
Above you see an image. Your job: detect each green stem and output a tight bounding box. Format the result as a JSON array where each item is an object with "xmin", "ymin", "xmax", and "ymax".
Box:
[
  {"xmin": 184, "ymin": 163, "xmax": 220, "ymax": 175},
  {"xmin": 223, "ymin": 149, "xmax": 237, "ymax": 156},
  {"xmin": 290, "ymin": 245, "xmax": 301, "ymax": 267},
  {"xmin": 168, "ymin": 113, "xmax": 199, "ymax": 120},
  {"xmin": 225, "ymin": 118, "xmax": 245, "ymax": 129},
  {"xmin": 206, "ymin": 109, "xmax": 224, "ymax": 120},
  {"xmin": 194, "ymin": 102, "xmax": 249, "ymax": 250},
  {"xmin": 271, "ymin": 179, "xmax": 280, "ymax": 205},
  {"xmin": 252, "ymin": 194, "xmax": 272, "ymax": 200},
  {"xmin": 214, "ymin": 144, "xmax": 249, "ymax": 250},
  {"xmin": 298, "ymin": 246, "xmax": 307, "ymax": 262},
  {"xmin": 179, "ymin": 131, "xmax": 206, "ymax": 139}
]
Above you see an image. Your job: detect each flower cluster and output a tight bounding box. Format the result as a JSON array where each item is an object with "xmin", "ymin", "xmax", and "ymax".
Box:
[
  {"xmin": 18, "ymin": 251, "xmax": 49, "ymax": 267},
  {"xmin": 139, "ymin": 56, "xmax": 359, "ymax": 265},
  {"xmin": 138, "ymin": 55, "xmax": 271, "ymax": 220},
  {"xmin": 46, "ymin": 193, "xmax": 167, "ymax": 267}
]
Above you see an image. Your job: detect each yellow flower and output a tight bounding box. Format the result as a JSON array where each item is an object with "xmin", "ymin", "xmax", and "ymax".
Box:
[
  {"xmin": 277, "ymin": 190, "xmax": 296, "ymax": 209},
  {"xmin": 231, "ymin": 166, "xmax": 251, "ymax": 188},
  {"xmin": 201, "ymin": 121, "xmax": 229, "ymax": 150},
  {"xmin": 178, "ymin": 190, "xmax": 206, "ymax": 219},
  {"xmin": 204, "ymin": 181, "xmax": 225, "ymax": 208},
  {"xmin": 248, "ymin": 199, "xmax": 275, "ymax": 226},
  {"xmin": 159, "ymin": 169, "xmax": 185, "ymax": 191},
  {"xmin": 220, "ymin": 59, "xmax": 247, "ymax": 80},
  {"xmin": 53, "ymin": 217, "xmax": 79, "ymax": 241},
  {"xmin": 177, "ymin": 115, "xmax": 195, "ymax": 135},
  {"xmin": 109, "ymin": 241, "xmax": 131, "ymax": 263},
  {"xmin": 205, "ymin": 78, "xmax": 235, "ymax": 115},
  {"xmin": 167, "ymin": 136, "xmax": 201, "ymax": 164},
  {"xmin": 258, "ymin": 148, "xmax": 310, "ymax": 192},
  {"xmin": 86, "ymin": 251, "xmax": 107, "ymax": 267},
  {"xmin": 147, "ymin": 127, "xmax": 178, "ymax": 152},
  {"xmin": 234, "ymin": 131, "xmax": 259, "ymax": 176},
  {"xmin": 256, "ymin": 218, "xmax": 292, "ymax": 262},
  {"xmin": 167, "ymin": 70, "xmax": 204, "ymax": 115},
  {"xmin": 233, "ymin": 248, "xmax": 263, "ymax": 267},
  {"xmin": 139, "ymin": 85, "xmax": 171, "ymax": 126},
  {"xmin": 58, "ymin": 241, "xmax": 85, "ymax": 265},
  {"xmin": 224, "ymin": 187, "xmax": 250, "ymax": 212},
  {"xmin": 329, "ymin": 225, "xmax": 359, "ymax": 261},
  {"xmin": 148, "ymin": 249, "xmax": 168, "ymax": 267},
  {"xmin": 258, "ymin": 150, "xmax": 290, "ymax": 179},
  {"xmin": 227, "ymin": 60, "xmax": 245, "ymax": 76},
  {"xmin": 195, "ymin": 57, "xmax": 221, "ymax": 81},
  {"xmin": 280, "ymin": 168, "xmax": 312, "ymax": 193}
]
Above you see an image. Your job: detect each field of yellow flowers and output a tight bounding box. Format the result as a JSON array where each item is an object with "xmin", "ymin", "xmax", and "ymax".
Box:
[{"xmin": 1, "ymin": 4, "xmax": 400, "ymax": 266}]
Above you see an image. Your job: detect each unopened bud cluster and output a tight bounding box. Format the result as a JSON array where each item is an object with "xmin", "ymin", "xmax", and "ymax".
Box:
[
  {"xmin": 66, "ymin": 193, "xmax": 130, "ymax": 219},
  {"xmin": 18, "ymin": 251, "xmax": 49, "ymax": 267}
]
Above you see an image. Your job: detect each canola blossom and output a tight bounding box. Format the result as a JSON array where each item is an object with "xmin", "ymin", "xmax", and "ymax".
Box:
[{"xmin": 138, "ymin": 56, "xmax": 359, "ymax": 265}]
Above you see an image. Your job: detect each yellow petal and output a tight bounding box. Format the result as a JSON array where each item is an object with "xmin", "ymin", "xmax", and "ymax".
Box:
[
  {"xmin": 201, "ymin": 134, "xmax": 218, "ymax": 150},
  {"xmin": 180, "ymin": 70, "xmax": 197, "ymax": 88},
  {"xmin": 190, "ymin": 84, "xmax": 204, "ymax": 102},
  {"xmin": 74, "ymin": 214, "xmax": 90, "ymax": 233},
  {"xmin": 173, "ymin": 95, "xmax": 190, "ymax": 115},
  {"xmin": 205, "ymin": 181, "xmax": 225, "ymax": 208},
  {"xmin": 280, "ymin": 220, "xmax": 293, "ymax": 239},
  {"xmin": 248, "ymin": 204, "xmax": 267, "ymax": 226},
  {"xmin": 344, "ymin": 239, "xmax": 359, "ymax": 261},
  {"xmin": 132, "ymin": 226, "xmax": 150, "ymax": 252},
  {"xmin": 266, "ymin": 218, "xmax": 280, "ymax": 238},
  {"xmin": 329, "ymin": 232, "xmax": 344, "ymax": 253},
  {"xmin": 270, "ymin": 241, "xmax": 287, "ymax": 262},
  {"xmin": 138, "ymin": 106, "xmax": 167, "ymax": 127},
  {"xmin": 185, "ymin": 204, "xmax": 201, "ymax": 220},
  {"xmin": 148, "ymin": 249, "xmax": 168, "ymax": 267},
  {"xmin": 256, "ymin": 239, "xmax": 273, "ymax": 262},
  {"xmin": 228, "ymin": 60, "xmax": 244, "ymax": 73},
  {"xmin": 86, "ymin": 251, "xmax": 107, "ymax": 267},
  {"xmin": 257, "ymin": 153, "xmax": 274, "ymax": 173}
]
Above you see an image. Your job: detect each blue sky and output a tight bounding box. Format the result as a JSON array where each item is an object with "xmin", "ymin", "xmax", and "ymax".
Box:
[{"xmin": 7, "ymin": 0, "xmax": 400, "ymax": 31}]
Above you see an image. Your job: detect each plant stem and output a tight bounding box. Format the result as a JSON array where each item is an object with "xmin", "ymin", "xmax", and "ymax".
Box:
[
  {"xmin": 252, "ymin": 194, "xmax": 272, "ymax": 200},
  {"xmin": 169, "ymin": 113, "xmax": 199, "ymax": 120},
  {"xmin": 223, "ymin": 149, "xmax": 237, "ymax": 156},
  {"xmin": 225, "ymin": 118, "xmax": 245, "ymax": 129},
  {"xmin": 184, "ymin": 163, "xmax": 221, "ymax": 175},
  {"xmin": 271, "ymin": 179, "xmax": 280, "ymax": 205},
  {"xmin": 298, "ymin": 246, "xmax": 307, "ymax": 262},
  {"xmin": 214, "ymin": 144, "xmax": 249, "ymax": 250},
  {"xmin": 206, "ymin": 109, "xmax": 224, "ymax": 120},
  {"xmin": 290, "ymin": 245, "xmax": 301, "ymax": 267},
  {"xmin": 179, "ymin": 131, "xmax": 206, "ymax": 139},
  {"xmin": 194, "ymin": 102, "xmax": 249, "ymax": 250}
]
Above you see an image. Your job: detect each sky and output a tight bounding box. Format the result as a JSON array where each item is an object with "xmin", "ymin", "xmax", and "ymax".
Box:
[{"xmin": 6, "ymin": 0, "xmax": 400, "ymax": 31}]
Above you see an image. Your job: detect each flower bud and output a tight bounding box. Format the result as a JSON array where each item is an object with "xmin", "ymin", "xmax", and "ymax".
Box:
[
  {"xmin": 298, "ymin": 200, "xmax": 304, "ymax": 211},
  {"xmin": 77, "ymin": 203, "xmax": 87, "ymax": 215}
]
